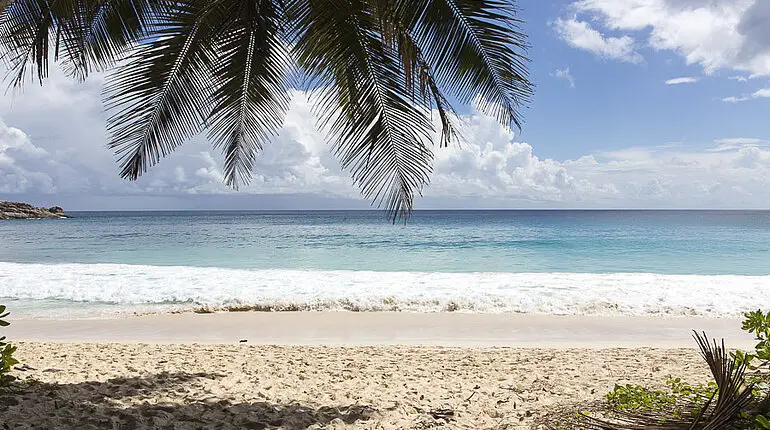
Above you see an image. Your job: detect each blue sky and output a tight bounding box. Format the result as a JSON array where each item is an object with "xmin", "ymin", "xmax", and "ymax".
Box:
[
  {"xmin": 521, "ymin": 0, "xmax": 769, "ymax": 160},
  {"xmin": 1, "ymin": 0, "xmax": 769, "ymax": 210}
]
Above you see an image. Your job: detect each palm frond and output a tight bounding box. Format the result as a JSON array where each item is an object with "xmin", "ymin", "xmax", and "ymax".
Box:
[
  {"xmin": 0, "ymin": 0, "xmax": 163, "ymax": 85},
  {"xmin": 367, "ymin": 0, "xmax": 460, "ymax": 148},
  {"xmin": 1, "ymin": 0, "xmax": 533, "ymax": 219},
  {"xmin": 0, "ymin": 0, "xmax": 53, "ymax": 86},
  {"xmin": 205, "ymin": 0, "xmax": 292, "ymax": 189},
  {"xmin": 103, "ymin": 0, "xmax": 220, "ymax": 180},
  {"xmin": 401, "ymin": 0, "xmax": 532, "ymax": 129},
  {"xmin": 692, "ymin": 331, "xmax": 756, "ymax": 429},
  {"xmin": 290, "ymin": 0, "xmax": 434, "ymax": 221},
  {"xmin": 55, "ymin": 0, "xmax": 165, "ymax": 80}
]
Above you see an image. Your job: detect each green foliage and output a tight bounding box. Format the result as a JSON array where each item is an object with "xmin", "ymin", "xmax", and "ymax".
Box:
[
  {"xmin": 756, "ymin": 414, "xmax": 770, "ymax": 430},
  {"xmin": 605, "ymin": 384, "xmax": 676, "ymax": 412},
  {"xmin": 736, "ymin": 310, "xmax": 770, "ymax": 430},
  {"xmin": 603, "ymin": 378, "xmax": 717, "ymax": 419},
  {"xmin": 737, "ymin": 310, "xmax": 770, "ymax": 370},
  {"xmin": 0, "ymin": 305, "xmax": 9, "ymax": 327},
  {"xmin": 0, "ymin": 305, "xmax": 19, "ymax": 387},
  {"xmin": 665, "ymin": 376, "xmax": 718, "ymax": 404},
  {"xmin": 733, "ymin": 310, "xmax": 770, "ymax": 400},
  {"xmin": 563, "ymin": 315, "xmax": 770, "ymax": 429}
]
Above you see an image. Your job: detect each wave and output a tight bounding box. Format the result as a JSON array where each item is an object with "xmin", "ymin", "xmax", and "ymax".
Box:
[{"xmin": 1, "ymin": 262, "xmax": 769, "ymax": 318}]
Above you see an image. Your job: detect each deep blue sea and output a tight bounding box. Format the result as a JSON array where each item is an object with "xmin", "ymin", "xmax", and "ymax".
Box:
[{"xmin": 1, "ymin": 210, "xmax": 769, "ymax": 318}]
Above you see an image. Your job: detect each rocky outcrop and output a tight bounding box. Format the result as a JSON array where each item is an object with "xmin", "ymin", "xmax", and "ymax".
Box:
[{"xmin": 0, "ymin": 201, "xmax": 69, "ymax": 220}]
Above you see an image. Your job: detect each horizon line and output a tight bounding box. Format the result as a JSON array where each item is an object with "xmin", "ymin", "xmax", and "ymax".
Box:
[{"xmin": 63, "ymin": 208, "xmax": 770, "ymax": 212}]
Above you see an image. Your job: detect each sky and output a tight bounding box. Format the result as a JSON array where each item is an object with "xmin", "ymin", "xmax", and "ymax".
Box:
[{"xmin": 1, "ymin": 0, "xmax": 769, "ymax": 211}]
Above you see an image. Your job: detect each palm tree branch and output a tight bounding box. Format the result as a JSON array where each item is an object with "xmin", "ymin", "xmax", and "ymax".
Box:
[
  {"xmin": 205, "ymin": 0, "xmax": 292, "ymax": 189},
  {"xmin": 103, "ymin": 1, "xmax": 220, "ymax": 180},
  {"xmin": 68, "ymin": 0, "xmax": 165, "ymax": 77},
  {"xmin": 0, "ymin": 0, "xmax": 163, "ymax": 85},
  {"xmin": 290, "ymin": 0, "xmax": 434, "ymax": 221},
  {"xmin": 369, "ymin": 0, "xmax": 459, "ymax": 147},
  {"xmin": 404, "ymin": 0, "xmax": 532, "ymax": 129},
  {"xmin": 0, "ymin": 0, "xmax": 54, "ymax": 86}
]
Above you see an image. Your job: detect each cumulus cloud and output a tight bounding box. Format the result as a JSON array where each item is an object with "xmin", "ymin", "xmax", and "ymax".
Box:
[
  {"xmin": 428, "ymin": 112, "xmax": 619, "ymax": 203},
  {"xmin": 553, "ymin": 17, "xmax": 643, "ymax": 63},
  {"xmin": 0, "ymin": 121, "xmax": 55, "ymax": 194},
  {"xmin": 561, "ymin": 0, "xmax": 770, "ymax": 77},
  {"xmin": 552, "ymin": 67, "xmax": 576, "ymax": 88},
  {"xmin": 2, "ymin": 64, "xmax": 770, "ymax": 209},
  {"xmin": 665, "ymin": 77, "xmax": 699, "ymax": 85}
]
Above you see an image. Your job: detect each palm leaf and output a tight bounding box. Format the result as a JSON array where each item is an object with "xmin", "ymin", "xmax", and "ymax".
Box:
[
  {"xmin": 102, "ymin": 0, "xmax": 221, "ymax": 181},
  {"xmin": 0, "ymin": 0, "xmax": 533, "ymax": 219},
  {"xmin": 290, "ymin": 0, "xmax": 434, "ymax": 221},
  {"xmin": 54, "ymin": 0, "xmax": 164, "ymax": 80},
  {"xmin": 205, "ymin": 0, "xmax": 292, "ymax": 189},
  {"xmin": 0, "ymin": 0, "xmax": 53, "ymax": 86},
  {"xmin": 367, "ymin": 0, "xmax": 461, "ymax": 148},
  {"xmin": 402, "ymin": 0, "xmax": 532, "ymax": 129},
  {"xmin": 0, "ymin": 0, "xmax": 162, "ymax": 84}
]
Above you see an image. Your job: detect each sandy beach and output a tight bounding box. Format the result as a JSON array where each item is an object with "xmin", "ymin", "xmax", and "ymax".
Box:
[{"xmin": 0, "ymin": 313, "xmax": 755, "ymax": 429}]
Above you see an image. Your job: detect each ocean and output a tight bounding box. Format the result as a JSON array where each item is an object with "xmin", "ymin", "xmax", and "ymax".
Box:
[{"xmin": 1, "ymin": 210, "xmax": 769, "ymax": 319}]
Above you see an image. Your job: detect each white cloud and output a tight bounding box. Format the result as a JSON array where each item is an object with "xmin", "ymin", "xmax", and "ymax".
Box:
[
  {"xmin": 0, "ymin": 121, "xmax": 55, "ymax": 194},
  {"xmin": 665, "ymin": 77, "xmax": 699, "ymax": 85},
  {"xmin": 428, "ymin": 112, "xmax": 618, "ymax": 202},
  {"xmin": 730, "ymin": 75, "xmax": 749, "ymax": 82},
  {"xmin": 2, "ymin": 64, "xmax": 770, "ymax": 209},
  {"xmin": 552, "ymin": 67, "xmax": 576, "ymax": 88},
  {"xmin": 562, "ymin": 0, "xmax": 770, "ymax": 77},
  {"xmin": 553, "ymin": 18, "xmax": 643, "ymax": 63},
  {"xmin": 710, "ymin": 137, "xmax": 765, "ymax": 152},
  {"xmin": 714, "ymin": 137, "xmax": 761, "ymax": 145},
  {"xmin": 722, "ymin": 87, "xmax": 770, "ymax": 102}
]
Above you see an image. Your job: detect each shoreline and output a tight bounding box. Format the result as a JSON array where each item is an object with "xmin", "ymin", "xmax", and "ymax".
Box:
[{"xmin": 4, "ymin": 312, "xmax": 755, "ymax": 348}]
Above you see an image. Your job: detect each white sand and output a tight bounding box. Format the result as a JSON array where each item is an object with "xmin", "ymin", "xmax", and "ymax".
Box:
[
  {"xmin": 0, "ymin": 313, "xmax": 754, "ymax": 429},
  {"xmin": 5, "ymin": 343, "xmax": 713, "ymax": 429}
]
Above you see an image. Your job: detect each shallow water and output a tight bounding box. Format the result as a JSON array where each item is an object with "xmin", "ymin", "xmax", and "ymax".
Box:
[{"xmin": 1, "ymin": 210, "xmax": 769, "ymax": 318}]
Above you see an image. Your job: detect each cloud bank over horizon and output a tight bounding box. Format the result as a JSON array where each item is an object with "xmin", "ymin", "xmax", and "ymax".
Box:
[{"xmin": 0, "ymin": 65, "xmax": 768, "ymax": 211}]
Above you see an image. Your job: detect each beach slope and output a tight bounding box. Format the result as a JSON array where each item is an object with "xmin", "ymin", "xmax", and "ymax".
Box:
[{"xmin": 1, "ymin": 313, "xmax": 754, "ymax": 429}]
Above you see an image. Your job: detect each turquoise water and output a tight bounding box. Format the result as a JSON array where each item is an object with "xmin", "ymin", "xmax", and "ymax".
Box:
[
  {"xmin": 2, "ymin": 210, "xmax": 770, "ymax": 274},
  {"xmin": 1, "ymin": 210, "xmax": 769, "ymax": 317}
]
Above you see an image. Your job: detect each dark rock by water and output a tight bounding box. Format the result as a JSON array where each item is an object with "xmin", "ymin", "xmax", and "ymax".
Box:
[{"xmin": 0, "ymin": 201, "xmax": 69, "ymax": 220}]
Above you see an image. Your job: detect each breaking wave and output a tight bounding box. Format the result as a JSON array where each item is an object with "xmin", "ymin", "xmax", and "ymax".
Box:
[{"xmin": 1, "ymin": 262, "xmax": 769, "ymax": 318}]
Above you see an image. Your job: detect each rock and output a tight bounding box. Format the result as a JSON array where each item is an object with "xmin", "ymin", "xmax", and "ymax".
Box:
[{"xmin": 0, "ymin": 201, "xmax": 69, "ymax": 220}]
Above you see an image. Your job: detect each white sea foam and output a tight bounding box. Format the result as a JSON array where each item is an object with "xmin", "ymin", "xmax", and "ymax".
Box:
[{"xmin": 1, "ymin": 262, "xmax": 769, "ymax": 318}]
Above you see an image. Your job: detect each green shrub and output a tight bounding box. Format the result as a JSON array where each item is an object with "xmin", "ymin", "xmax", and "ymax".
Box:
[
  {"xmin": 602, "ymin": 378, "xmax": 717, "ymax": 420},
  {"xmin": 735, "ymin": 310, "xmax": 770, "ymax": 367},
  {"xmin": 0, "ymin": 305, "xmax": 19, "ymax": 387},
  {"xmin": 735, "ymin": 310, "xmax": 770, "ymax": 429},
  {"xmin": 665, "ymin": 377, "xmax": 718, "ymax": 404},
  {"xmin": 605, "ymin": 384, "xmax": 676, "ymax": 412},
  {"xmin": 561, "ymin": 312, "xmax": 770, "ymax": 429}
]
